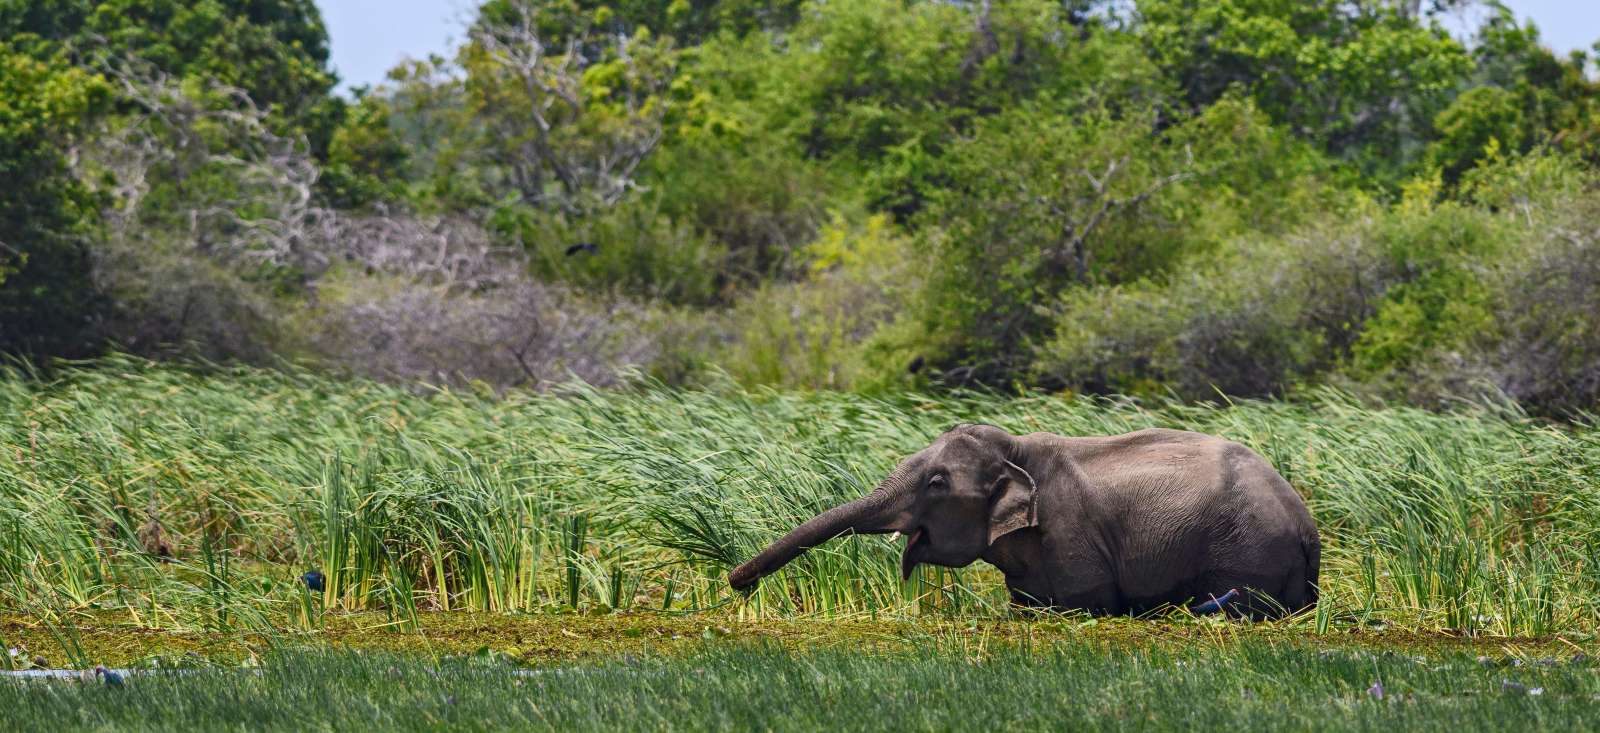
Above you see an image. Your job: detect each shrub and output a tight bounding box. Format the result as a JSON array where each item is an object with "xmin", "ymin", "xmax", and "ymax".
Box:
[
  {"xmin": 910, "ymin": 97, "xmax": 1333, "ymax": 387},
  {"xmin": 505, "ymin": 197, "xmax": 727, "ymax": 306},
  {"xmin": 1033, "ymin": 214, "xmax": 1387, "ymax": 399},
  {"xmin": 643, "ymin": 138, "xmax": 837, "ymax": 284},
  {"xmin": 1426, "ymin": 87, "xmax": 1525, "ymax": 185},
  {"xmin": 713, "ymin": 213, "xmax": 920, "ymax": 389},
  {"xmin": 300, "ymin": 214, "xmax": 662, "ymax": 389},
  {"xmin": 1484, "ymin": 203, "xmax": 1600, "ymax": 414},
  {"xmin": 1034, "ymin": 151, "xmax": 1600, "ymax": 413}
]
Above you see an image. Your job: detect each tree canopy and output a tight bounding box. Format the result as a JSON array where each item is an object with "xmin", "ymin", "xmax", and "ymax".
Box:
[{"xmin": 2, "ymin": 0, "xmax": 1598, "ymax": 414}]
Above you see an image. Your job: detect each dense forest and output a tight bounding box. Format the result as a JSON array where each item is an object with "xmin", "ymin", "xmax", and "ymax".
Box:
[{"xmin": 2, "ymin": 0, "xmax": 1597, "ymax": 413}]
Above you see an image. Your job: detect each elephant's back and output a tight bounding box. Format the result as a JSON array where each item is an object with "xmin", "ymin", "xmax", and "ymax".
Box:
[
  {"xmin": 1036, "ymin": 427, "xmax": 1319, "ymax": 613},
  {"xmin": 1045, "ymin": 427, "xmax": 1242, "ymax": 498},
  {"xmin": 1067, "ymin": 427, "xmax": 1314, "ymax": 545}
]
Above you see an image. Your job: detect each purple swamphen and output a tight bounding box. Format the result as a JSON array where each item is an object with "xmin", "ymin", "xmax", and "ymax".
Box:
[
  {"xmin": 302, "ymin": 570, "xmax": 325, "ymax": 593},
  {"xmin": 94, "ymin": 665, "xmax": 125, "ymax": 687},
  {"xmin": 1189, "ymin": 588, "xmax": 1239, "ymax": 615}
]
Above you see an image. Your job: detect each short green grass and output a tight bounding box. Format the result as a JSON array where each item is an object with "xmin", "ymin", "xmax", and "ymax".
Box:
[{"xmin": 5, "ymin": 642, "xmax": 1599, "ymax": 732}]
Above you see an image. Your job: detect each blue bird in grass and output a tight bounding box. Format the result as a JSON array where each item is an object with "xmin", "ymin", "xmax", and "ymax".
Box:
[
  {"xmin": 302, "ymin": 570, "xmax": 325, "ymax": 593},
  {"xmin": 1189, "ymin": 588, "xmax": 1239, "ymax": 615},
  {"xmin": 94, "ymin": 665, "xmax": 125, "ymax": 688}
]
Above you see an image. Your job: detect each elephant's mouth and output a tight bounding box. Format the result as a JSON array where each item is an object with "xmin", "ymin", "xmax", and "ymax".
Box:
[{"xmin": 899, "ymin": 527, "xmax": 927, "ymax": 580}]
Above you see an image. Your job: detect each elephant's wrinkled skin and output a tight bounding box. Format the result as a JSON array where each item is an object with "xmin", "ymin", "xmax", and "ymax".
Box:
[{"xmin": 728, "ymin": 425, "xmax": 1319, "ymax": 617}]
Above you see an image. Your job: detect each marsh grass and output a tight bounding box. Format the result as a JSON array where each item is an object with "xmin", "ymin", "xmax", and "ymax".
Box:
[{"xmin": 2, "ymin": 357, "xmax": 1599, "ymax": 636}]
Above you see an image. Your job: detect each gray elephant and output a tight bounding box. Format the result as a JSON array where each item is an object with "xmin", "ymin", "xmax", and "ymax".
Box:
[{"xmin": 728, "ymin": 424, "xmax": 1319, "ymax": 617}]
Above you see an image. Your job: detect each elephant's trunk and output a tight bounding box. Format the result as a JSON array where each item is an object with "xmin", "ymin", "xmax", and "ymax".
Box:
[{"xmin": 728, "ymin": 464, "xmax": 915, "ymax": 590}]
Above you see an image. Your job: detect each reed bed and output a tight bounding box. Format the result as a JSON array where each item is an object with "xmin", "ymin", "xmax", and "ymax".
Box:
[{"xmin": 3, "ymin": 357, "xmax": 1598, "ymax": 637}]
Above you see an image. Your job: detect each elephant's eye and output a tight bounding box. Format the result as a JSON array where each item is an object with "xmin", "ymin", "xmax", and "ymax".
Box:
[{"xmin": 926, "ymin": 474, "xmax": 946, "ymax": 489}]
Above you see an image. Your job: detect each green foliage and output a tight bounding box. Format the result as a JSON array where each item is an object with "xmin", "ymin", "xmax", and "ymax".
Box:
[
  {"xmin": 1346, "ymin": 196, "xmax": 1506, "ymax": 380},
  {"xmin": 2, "ymin": 0, "xmax": 1600, "ymax": 413},
  {"xmin": 642, "ymin": 133, "xmax": 838, "ymax": 283},
  {"xmin": 1467, "ymin": 5, "xmax": 1600, "ymax": 166},
  {"xmin": 1034, "ymin": 152, "xmax": 1600, "ymax": 410},
  {"xmin": 734, "ymin": 0, "xmax": 1146, "ymax": 217},
  {"xmin": 1138, "ymin": 0, "xmax": 1472, "ymax": 182},
  {"xmin": 1426, "ymin": 88, "xmax": 1525, "ymax": 185},
  {"xmin": 912, "ymin": 103, "xmax": 1172, "ymax": 380},
  {"xmin": 510, "ymin": 197, "xmax": 726, "ymax": 305},
  {"xmin": 716, "ymin": 213, "xmax": 919, "ymax": 388},
  {"xmin": 457, "ymin": 2, "xmax": 678, "ymax": 214},
  {"xmin": 1032, "ymin": 217, "xmax": 1367, "ymax": 399},
  {"xmin": 87, "ymin": 0, "xmax": 332, "ymax": 110},
  {"xmin": 0, "ymin": 45, "xmax": 110, "ymax": 357},
  {"xmin": 318, "ymin": 92, "xmax": 411, "ymax": 208},
  {"xmin": 1, "ymin": 1, "xmax": 338, "ymax": 145},
  {"xmin": 911, "ymin": 96, "xmax": 1332, "ymax": 384},
  {"xmin": 510, "ymin": 0, "xmax": 805, "ymax": 44}
]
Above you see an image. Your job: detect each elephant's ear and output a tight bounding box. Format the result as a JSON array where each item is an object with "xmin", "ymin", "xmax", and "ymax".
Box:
[{"xmin": 988, "ymin": 459, "xmax": 1038, "ymax": 545}]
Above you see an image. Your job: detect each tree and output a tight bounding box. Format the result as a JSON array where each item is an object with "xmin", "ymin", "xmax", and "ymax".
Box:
[
  {"xmin": 910, "ymin": 104, "xmax": 1195, "ymax": 382},
  {"xmin": 0, "ymin": 0, "xmax": 339, "ymax": 151},
  {"xmin": 517, "ymin": 0, "xmax": 806, "ymax": 45},
  {"xmin": 1137, "ymin": 0, "xmax": 1472, "ymax": 181},
  {"xmin": 1463, "ymin": 5, "xmax": 1600, "ymax": 168},
  {"xmin": 460, "ymin": 0, "xmax": 678, "ymax": 215},
  {"xmin": 319, "ymin": 90, "xmax": 412, "ymax": 208},
  {"xmin": 1426, "ymin": 87, "xmax": 1524, "ymax": 184},
  {"xmin": 907, "ymin": 95, "xmax": 1332, "ymax": 386},
  {"xmin": 0, "ymin": 46, "xmax": 110, "ymax": 357}
]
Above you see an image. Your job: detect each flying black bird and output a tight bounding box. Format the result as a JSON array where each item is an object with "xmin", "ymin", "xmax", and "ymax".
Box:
[
  {"xmin": 564, "ymin": 242, "xmax": 598, "ymax": 256},
  {"xmin": 1189, "ymin": 588, "xmax": 1239, "ymax": 615},
  {"xmin": 302, "ymin": 570, "xmax": 326, "ymax": 593}
]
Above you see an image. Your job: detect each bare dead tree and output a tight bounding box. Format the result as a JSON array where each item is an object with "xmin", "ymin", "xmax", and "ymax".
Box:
[
  {"xmin": 86, "ymin": 55, "xmax": 330, "ymax": 275},
  {"xmin": 309, "ymin": 212, "xmax": 660, "ymax": 389}
]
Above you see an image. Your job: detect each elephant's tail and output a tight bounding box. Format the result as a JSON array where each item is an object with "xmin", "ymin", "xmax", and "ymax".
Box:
[{"xmin": 1301, "ymin": 532, "xmax": 1321, "ymax": 610}]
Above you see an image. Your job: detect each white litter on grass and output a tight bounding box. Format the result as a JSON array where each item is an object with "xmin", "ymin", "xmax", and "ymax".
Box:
[
  {"xmin": 0, "ymin": 668, "xmax": 206, "ymax": 681},
  {"xmin": 1, "ymin": 666, "xmax": 598, "ymax": 682}
]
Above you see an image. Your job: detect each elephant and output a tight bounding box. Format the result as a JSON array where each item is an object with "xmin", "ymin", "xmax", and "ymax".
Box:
[{"xmin": 728, "ymin": 424, "xmax": 1319, "ymax": 617}]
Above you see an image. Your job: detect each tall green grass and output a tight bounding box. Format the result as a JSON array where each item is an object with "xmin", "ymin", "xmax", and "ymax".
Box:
[{"xmin": 2, "ymin": 356, "xmax": 1598, "ymax": 635}]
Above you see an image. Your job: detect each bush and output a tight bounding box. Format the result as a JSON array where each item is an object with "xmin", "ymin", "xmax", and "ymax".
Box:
[
  {"xmin": 713, "ymin": 213, "xmax": 919, "ymax": 389},
  {"xmin": 300, "ymin": 214, "xmax": 663, "ymax": 389},
  {"xmin": 644, "ymin": 138, "xmax": 837, "ymax": 285},
  {"xmin": 909, "ymin": 97, "xmax": 1333, "ymax": 387},
  {"xmin": 1426, "ymin": 87, "xmax": 1525, "ymax": 185},
  {"xmin": 1033, "ymin": 213, "xmax": 1386, "ymax": 398},
  {"xmin": 505, "ymin": 197, "xmax": 727, "ymax": 306},
  {"xmin": 1484, "ymin": 198, "xmax": 1600, "ymax": 413},
  {"xmin": 1033, "ymin": 151, "xmax": 1600, "ymax": 413}
]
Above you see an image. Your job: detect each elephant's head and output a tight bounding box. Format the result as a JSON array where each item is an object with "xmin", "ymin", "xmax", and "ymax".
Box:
[{"xmin": 727, "ymin": 424, "xmax": 1038, "ymax": 590}]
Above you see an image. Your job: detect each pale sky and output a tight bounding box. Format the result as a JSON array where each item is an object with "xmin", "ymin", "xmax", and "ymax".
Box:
[
  {"xmin": 318, "ymin": 1, "xmax": 1600, "ymax": 93},
  {"xmin": 319, "ymin": 0, "xmax": 470, "ymax": 92}
]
